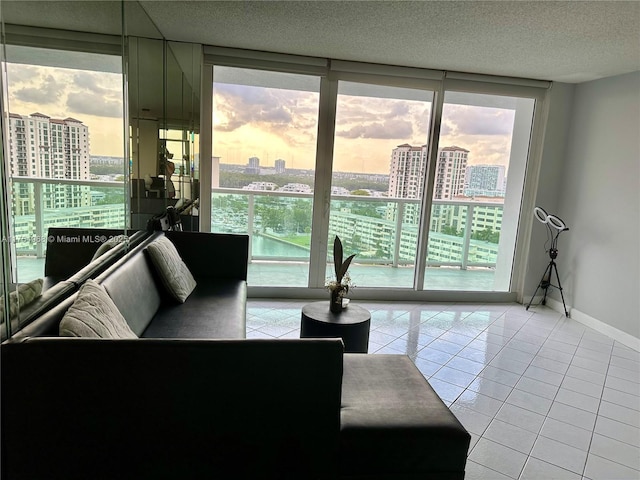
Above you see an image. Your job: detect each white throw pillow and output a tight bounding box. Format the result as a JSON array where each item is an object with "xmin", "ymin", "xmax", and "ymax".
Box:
[
  {"xmin": 59, "ymin": 279, "xmax": 137, "ymax": 338},
  {"xmin": 146, "ymin": 236, "xmax": 197, "ymax": 303}
]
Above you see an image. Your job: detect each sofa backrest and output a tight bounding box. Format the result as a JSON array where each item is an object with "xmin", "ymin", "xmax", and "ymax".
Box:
[
  {"xmin": 1, "ymin": 338, "xmax": 344, "ymax": 479},
  {"xmin": 44, "ymin": 227, "xmax": 142, "ymax": 280},
  {"xmin": 164, "ymin": 230, "xmax": 249, "ymax": 281},
  {"xmin": 99, "ymin": 238, "xmax": 164, "ymax": 336}
]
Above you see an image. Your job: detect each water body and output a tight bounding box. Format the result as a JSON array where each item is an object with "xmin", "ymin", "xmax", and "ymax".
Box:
[{"xmin": 252, "ymin": 234, "xmax": 310, "ymax": 258}]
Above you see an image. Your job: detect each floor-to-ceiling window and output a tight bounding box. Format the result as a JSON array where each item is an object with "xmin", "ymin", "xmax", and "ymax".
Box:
[
  {"xmin": 204, "ymin": 51, "xmax": 548, "ymax": 298},
  {"xmin": 211, "ymin": 66, "xmax": 321, "ymax": 286},
  {"xmin": 328, "ymin": 81, "xmax": 434, "ymax": 288},
  {"xmin": 424, "ymin": 91, "xmax": 536, "ymax": 291}
]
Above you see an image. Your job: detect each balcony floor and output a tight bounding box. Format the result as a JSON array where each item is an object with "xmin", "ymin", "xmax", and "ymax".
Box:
[
  {"xmin": 248, "ymin": 261, "xmax": 497, "ymax": 290},
  {"xmin": 15, "ymin": 257, "xmax": 497, "ymax": 291}
]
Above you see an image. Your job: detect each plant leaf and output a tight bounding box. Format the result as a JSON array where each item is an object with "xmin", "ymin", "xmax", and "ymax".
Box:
[
  {"xmin": 333, "ymin": 236, "xmax": 343, "ymax": 280},
  {"xmin": 338, "ymin": 254, "xmax": 356, "ymax": 282}
]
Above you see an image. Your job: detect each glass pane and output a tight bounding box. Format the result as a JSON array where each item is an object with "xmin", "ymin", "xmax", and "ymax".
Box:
[
  {"xmin": 5, "ymin": 46, "xmax": 124, "ymax": 284},
  {"xmin": 212, "ymin": 67, "xmax": 320, "ymax": 287},
  {"xmin": 329, "ymin": 81, "xmax": 433, "ymax": 288},
  {"xmin": 424, "ymin": 92, "xmax": 535, "ymax": 291}
]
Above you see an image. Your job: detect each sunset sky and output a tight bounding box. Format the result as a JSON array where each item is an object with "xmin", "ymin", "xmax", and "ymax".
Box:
[
  {"xmin": 213, "ymin": 78, "xmax": 518, "ymax": 175},
  {"xmin": 6, "ymin": 63, "xmax": 124, "ymax": 157},
  {"xmin": 7, "ymin": 61, "xmax": 519, "ymax": 176}
]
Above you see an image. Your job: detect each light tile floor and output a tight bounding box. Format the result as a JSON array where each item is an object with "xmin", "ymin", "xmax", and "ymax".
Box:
[{"xmin": 247, "ymin": 299, "xmax": 640, "ymax": 480}]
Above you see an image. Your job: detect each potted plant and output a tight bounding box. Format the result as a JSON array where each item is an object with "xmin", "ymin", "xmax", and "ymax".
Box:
[{"xmin": 326, "ymin": 235, "xmax": 355, "ymax": 313}]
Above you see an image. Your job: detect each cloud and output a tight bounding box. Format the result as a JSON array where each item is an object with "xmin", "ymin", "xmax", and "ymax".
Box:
[
  {"xmin": 444, "ymin": 105, "xmax": 515, "ymax": 136},
  {"xmin": 73, "ymin": 71, "xmax": 113, "ymax": 96},
  {"xmin": 214, "ymin": 84, "xmax": 314, "ymax": 138},
  {"xmin": 7, "ymin": 64, "xmax": 41, "ymax": 84},
  {"xmin": 67, "ymin": 93, "xmax": 122, "ymax": 118},
  {"xmin": 336, "ymin": 119, "xmax": 413, "ymax": 139},
  {"xmin": 12, "ymin": 74, "xmax": 61, "ymax": 105},
  {"xmin": 384, "ymin": 102, "xmax": 410, "ymax": 119}
]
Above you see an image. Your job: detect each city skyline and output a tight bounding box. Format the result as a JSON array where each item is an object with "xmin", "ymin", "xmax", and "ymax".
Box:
[
  {"xmin": 213, "ymin": 78, "xmax": 517, "ymax": 175},
  {"xmin": 8, "ymin": 62, "xmax": 517, "ymax": 176}
]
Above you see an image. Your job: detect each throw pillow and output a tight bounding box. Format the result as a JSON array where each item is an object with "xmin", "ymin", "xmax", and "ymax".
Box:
[
  {"xmin": 145, "ymin": 236, "xmax": 196, "ymax": 303},
  {"xmin": 0, "ymin": 278, "xmax": 44, "ymax": 323},
  {"xmin": 59, "ymin": 279, "xmax": 137, "ymax": 338},
  {"xmin": 91, "ymin": 234, "xmax": 128, "ymax": 261}
]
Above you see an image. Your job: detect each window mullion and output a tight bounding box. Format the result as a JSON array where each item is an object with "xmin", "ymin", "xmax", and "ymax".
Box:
[
  {"xmin": 308, "ymin": 75, "xmax": 338, "ymax": 289},
  {"xmin": 414, "ymin": 80, "xmax": 445, "ymax": 291},
  {"xmin": 199, "ymin": 64, "xmax": 213, "ymax": 233}
]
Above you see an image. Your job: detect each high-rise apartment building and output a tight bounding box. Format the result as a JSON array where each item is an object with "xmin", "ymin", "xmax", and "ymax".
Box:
[
  {"xmin": 8, "ymin": 113, "xmax": 91, "ymax": 215},
  {"xmin": 274, "ymin": 158, "xmax": 286, "ymax": 174},
  {"xmin": 465, "ymin": 164, "xmax": 506, "ymax": 197},
  {"xmin": 388, "ymin": 144, "xmax": 428, "ymax": 200},
  {"xmin": 434, "ymin": 146, "xmax": 468, "ymax": 200},
  {"xmin": 245, "ymin": 156, "xmax": 260, "ymax": 174},
  {"xmin": 387, "ymin": 144, "xmax": 470, "ymax": 224},
  {"xmin": 387, "ymin": 144, "xmax": 428, "ymax": 224}
]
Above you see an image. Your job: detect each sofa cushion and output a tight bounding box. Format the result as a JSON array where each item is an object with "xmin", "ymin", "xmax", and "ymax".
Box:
[
  {"xmin": 340, "ymin": 354, "xmax": 470, "ymax": 479},
  {"xmin": 141, "ymin": 280, "xmax": 246, "ymax": 339},
  {"xmin": 0, "ymin": 278, "xmax": 43, "ymax": 323},
  {"xmin": 146, "ymin": 236, "xmax": 196, "ymax": 303},
  {"xmin": 59, "ymin": 280, "xmax": 137, "ymax": 339},
  {"xmin": 100, "ymin": 242, "xmax": 163, "ymax": 336}
]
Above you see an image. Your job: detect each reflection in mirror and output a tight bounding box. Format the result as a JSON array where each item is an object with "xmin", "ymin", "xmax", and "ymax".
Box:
[
  {"xmin": 1, "ymin": 14, "xmax": 11, "ymax": 339},
  {"xmin": 127, "ymin": 36, "xmax": 201, "ymax": 231},
  {"xmin": 3, "ymin": 46, "xmax": 125, "ymax": 281},
  {"xmin": 0, "ymin": 1, "xmax": 124, "ymax": 336}
]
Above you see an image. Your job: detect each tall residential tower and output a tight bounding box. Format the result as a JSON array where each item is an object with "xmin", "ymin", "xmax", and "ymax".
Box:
[
  {"xmin": 387, "ymin": 144, "xmax": 470, "ymax": 224},
  {"xmin": 8, "ymin": 113, "xmax": 91, "ymax": 215}
]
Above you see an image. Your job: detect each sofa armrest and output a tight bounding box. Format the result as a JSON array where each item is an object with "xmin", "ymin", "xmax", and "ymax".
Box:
[
  {"xmin": 164, "ymin": 231, "xmax": 249, "ymax": 281},
  {"xmin": 2, "ymin": 338, "xmax": 343, "ymax": 479}
]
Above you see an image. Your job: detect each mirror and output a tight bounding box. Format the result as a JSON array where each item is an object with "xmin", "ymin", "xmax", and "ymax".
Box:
[{"xmin": 125, "ymin": 3, "xmax": 201, "ymax": 231}]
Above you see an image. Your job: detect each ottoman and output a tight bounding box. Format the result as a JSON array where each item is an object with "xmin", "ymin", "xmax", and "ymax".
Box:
[{"xmin": 339, "ymin": 354, "xmax": 471, "ymax": 480}]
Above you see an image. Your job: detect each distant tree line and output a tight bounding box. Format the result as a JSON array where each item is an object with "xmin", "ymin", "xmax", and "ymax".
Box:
[
  {"xmin": 219, "ymin": 171, "xmax": 388, "ymax": 193},
  {"xmin": 91, "ymin": 165, "xmax": 125, "ymax": 175}
]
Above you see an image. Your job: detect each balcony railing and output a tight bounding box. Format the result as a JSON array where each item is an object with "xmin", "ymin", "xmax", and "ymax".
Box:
[
  {"xmin": 10, "ymin": 177, "xmax": 126, "ymax": 256},
  {"xmin": 212, "ymin": 187, "xmax": 503, "ymax": 270},
  {"xmin": 9, "ymin": 178, "xmax": 502, "ymax": 277}
]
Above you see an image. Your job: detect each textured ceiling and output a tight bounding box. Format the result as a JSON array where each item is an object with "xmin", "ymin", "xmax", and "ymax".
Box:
[{"xmin": 3, "ymin": 1, "xmax": 640, "ymax": 83}]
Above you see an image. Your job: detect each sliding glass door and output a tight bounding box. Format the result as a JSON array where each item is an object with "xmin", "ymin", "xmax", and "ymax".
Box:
[
  {"xmin": 424, "ymin": 91, "xmax": 535, "ymax": 291},
  {"xmin": 328, "ymin": 81, "xmax": 433, "ymax": 288},
  {"xmin": 211, "ymin": 67, "xmax": 320, "ymax": 286},
  {"xmin": 206, "ymin": 52, "xmax": 546, "ymax": 295}
]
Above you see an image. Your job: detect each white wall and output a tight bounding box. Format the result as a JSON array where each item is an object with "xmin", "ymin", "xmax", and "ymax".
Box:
[
  {"xmin": 524, "ymin": 83, "xmax": 575, "ymax": 297},
  {"xmin": 552, "ymin": 71, "xmax": 640, "ymax": 339}
]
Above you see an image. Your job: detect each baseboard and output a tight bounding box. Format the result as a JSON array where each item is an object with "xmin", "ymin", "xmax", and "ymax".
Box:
[{"xmin": 543, "ymin": 297, "xmax": 640, "ymax": 352}]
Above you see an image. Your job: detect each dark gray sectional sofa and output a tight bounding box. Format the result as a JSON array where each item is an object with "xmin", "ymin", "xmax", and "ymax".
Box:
[
  {"xmin": 1, "ymin": 231, "xmax": 470, "ymax": 479},
  {"xmin": 1, "ymin": 228, "xmax": 147, "ymax": 342}
]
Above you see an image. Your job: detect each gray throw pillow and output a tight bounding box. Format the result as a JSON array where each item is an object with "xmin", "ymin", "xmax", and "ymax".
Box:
[
  {"xmin": 59, "ymin": 279, "xmax": 137, "ymax": 338},
  {"xmin": 0, "ymin": 278, "xmax": 44, "ymax": 323},
  {"xmin": 146, "ymin": 236, "xmax": 196, "ymax": 303}
]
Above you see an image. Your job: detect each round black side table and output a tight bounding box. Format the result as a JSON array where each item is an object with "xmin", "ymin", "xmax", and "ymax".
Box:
[{"xmin": 300, "ymin": 301, "xmax": 371, "ymax": 353}]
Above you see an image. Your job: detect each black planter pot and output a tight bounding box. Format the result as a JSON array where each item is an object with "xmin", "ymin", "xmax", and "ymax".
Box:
[{"xmin": 330, "ymin": 286, "xmax": 346, "ymax": 313}]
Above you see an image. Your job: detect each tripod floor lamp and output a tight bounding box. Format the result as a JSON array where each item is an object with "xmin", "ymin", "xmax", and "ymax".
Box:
[{"xmin": 526, "ymin": 206, "xmax": 570, "ymax": 317}]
